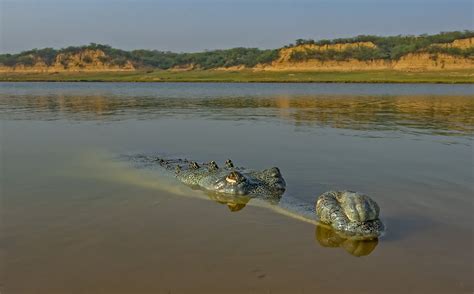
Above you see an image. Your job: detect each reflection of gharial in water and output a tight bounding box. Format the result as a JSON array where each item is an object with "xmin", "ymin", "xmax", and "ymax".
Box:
[
  {"xmin": 204, "ymin": 188, "xmax": 283, "ymax": 212},
  {"xmin": 315, "ymin": 224, "xmax": 378, "ymax": 257},
  {"xmin": 206, "ymin": 193, "xmax": 252, "ymax": 212}
]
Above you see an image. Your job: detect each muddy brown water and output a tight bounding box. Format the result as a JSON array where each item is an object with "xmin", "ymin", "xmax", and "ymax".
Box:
[{"xmin": 1, "ymin": 82, "xmax": 473, "ymax": 293}]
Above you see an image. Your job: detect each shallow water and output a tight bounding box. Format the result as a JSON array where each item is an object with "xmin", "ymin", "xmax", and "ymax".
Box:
[{"xmin": 1, "ymin": 82, "xmax": 473, "ymax": 293}]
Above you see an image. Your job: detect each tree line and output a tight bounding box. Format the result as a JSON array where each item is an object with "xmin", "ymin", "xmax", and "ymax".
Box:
[
  {"xmin": 289, "ymin": 30, "xmax": 474, "ymax": 62},
  {"xmin": 0, "ymin": 31, "xmax": 472, "ymax": 69}
]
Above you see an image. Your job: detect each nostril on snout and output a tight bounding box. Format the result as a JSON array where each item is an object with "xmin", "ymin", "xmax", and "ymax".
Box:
[{"xmin": 269, "ymin": 167, "xmax": 281, "ymax": 177}]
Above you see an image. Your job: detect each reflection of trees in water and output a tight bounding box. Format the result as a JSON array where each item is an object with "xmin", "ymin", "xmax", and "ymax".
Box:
[
  {"xmin": 315, "ymin": 224, "xmax": 379, "ymax": 257},
  {"xmin": 273, "ymin": 96, "xmax": 474, "ymax": 135},
  {"xmin": 2, "ymin": 94, "xmax": 473, "ymax": 136}
]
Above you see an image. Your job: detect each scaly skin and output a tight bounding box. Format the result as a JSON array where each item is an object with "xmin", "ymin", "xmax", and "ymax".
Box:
[
  {"xmin": 155, "ymin": 157, "xmax": 286, "ymax": 200},
  {"xmin": 316, "ymin": 190, "xmax": 384, "ymax": 239}
]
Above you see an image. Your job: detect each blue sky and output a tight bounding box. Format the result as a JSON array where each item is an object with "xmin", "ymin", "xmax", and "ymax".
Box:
[{"xmin": 1, "ymin": 0, "xmax": 472, "ymax": 53}]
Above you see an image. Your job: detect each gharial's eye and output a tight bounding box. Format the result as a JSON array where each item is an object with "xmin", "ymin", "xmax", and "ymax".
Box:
[{"xmin": 226, "ymin": 171, "xmax": 245, "ymax": 184}]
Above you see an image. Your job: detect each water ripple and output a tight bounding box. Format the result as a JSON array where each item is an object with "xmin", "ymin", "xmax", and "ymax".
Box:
[{"xmin": 1, "ymin": 83, "xmax": 473, "ymax": 140}]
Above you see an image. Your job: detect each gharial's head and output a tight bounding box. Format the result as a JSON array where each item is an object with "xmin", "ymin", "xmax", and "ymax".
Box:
[
  {"xmin": 258, "ymin": 167, "xmax": 286, "ymax": 192},
  {"xmin": 213, "ymin": 171, "xmax": 251, "ymax": 195},
  {"xmin": 212, "ymin": 168, "xmax": 286, "ymax": 196}
]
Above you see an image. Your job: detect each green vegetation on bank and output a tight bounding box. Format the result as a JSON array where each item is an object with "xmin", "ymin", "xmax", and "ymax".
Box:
[
  {"xmin": 289, "ymin": 31, "xmax": 474, "ymax": 62},
  {"xmin": 0, "ymin": 45, "xmax": 279, "ymax": 69},
  {"xmin": 1, "ymin": 69, "xmax": 473, "ymax": 84},
  {"xmin": 0, "ymin": 31, "xmax": 472, "ymax": 70}
]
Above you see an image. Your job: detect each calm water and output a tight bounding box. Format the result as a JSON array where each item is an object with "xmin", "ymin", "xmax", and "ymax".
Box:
[{"xmin": 1, "ymin": 82, "xmax": 473, "ymax": 293}]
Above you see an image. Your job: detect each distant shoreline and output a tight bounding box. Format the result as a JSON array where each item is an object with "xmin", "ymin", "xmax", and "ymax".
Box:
[
  {"xmin": 1, "ymin": 69, "xmax": 473, "ymax": 84},
  {"xmin": 1, "ymin": 80, "xmax": 472, "ymax": 84}
]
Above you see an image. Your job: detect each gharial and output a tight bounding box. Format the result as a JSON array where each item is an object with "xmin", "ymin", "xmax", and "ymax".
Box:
[
  {"xmin": 131, "ymin": 155, "xmax": 384, "ymax": 239},
  {"xmin": 153, "ymin": 157, "xmax": 286, "ymax": 199}
]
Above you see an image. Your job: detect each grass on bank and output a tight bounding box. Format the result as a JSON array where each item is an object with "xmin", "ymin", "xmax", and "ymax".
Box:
[{"xmin": 1, "ymin": 69, "xmax": 473, "ymax": 83}]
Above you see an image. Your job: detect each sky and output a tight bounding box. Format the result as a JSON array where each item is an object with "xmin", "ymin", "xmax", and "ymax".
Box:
[{"xmin": 0, "ymin": 0, "xmax": 472, "ymax": 53}]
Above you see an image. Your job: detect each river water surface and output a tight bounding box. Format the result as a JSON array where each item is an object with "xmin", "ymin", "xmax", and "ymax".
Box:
[{"xmin": 1, "ymin": 82, "xmax": 473, "ymax": 293}]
